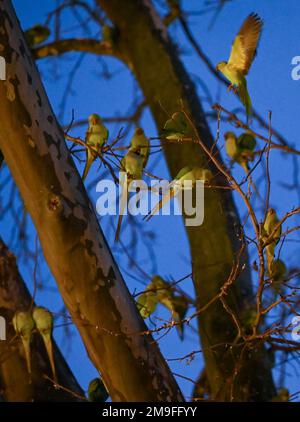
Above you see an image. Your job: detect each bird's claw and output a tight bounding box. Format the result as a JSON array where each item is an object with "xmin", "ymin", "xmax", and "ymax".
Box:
[{"xmin": 227, "ymin": 84, "xmax": 238, "ymax": 94}]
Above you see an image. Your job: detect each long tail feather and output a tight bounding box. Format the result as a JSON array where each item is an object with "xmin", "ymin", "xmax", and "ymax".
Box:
[
  {"xmin": 82, "ymin": 150, "xmax": 93, "ymax": 181},
  {"xmin": 44, "ymin": 337, "xmax": 57, "ymax": 383},
  {"xmin": 115, "ymin": 179, "xmax": 128, "ymax": 242},
  {"xmin": 238, "ymin": 79, "xmax": 252, "ymax": 122},
  {"xmin": 21, "ymin": 338, "xmax": 32, "ymax": 377},
  {"xmin": 145, "ymin": 183, "xmax": 178, "ymax": 222}
]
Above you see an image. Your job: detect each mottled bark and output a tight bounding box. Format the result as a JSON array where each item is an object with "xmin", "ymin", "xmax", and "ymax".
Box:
[
  {"xmin": 97, "ymin": 0, "xmax": 275, "ymax": 401},
  {"xmin": 0, "ymin": 238, "xmax": 84, "ymax": 402},
  {"xmin": 0, "ymin": 0, "xmax": 182, "ymax": 402}
]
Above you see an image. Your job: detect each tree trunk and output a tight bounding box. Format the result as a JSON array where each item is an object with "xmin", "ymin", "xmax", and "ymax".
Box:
[
  {"xmin": 0, "ymin": 0, "xmax": 182, "ymax": 402},
  {"xmin": 97, "ymin": 0, "xmax": 275, "ymax": 401},
  {"xmin": 0, "ymin": 237, "xmax": 84, "ymax": 401}
]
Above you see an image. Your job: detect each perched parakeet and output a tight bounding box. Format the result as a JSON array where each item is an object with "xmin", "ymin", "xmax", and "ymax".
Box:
[
  {"xmin": 115, "ymin": 148, "xmax": 144, "ymax": 241},
  {"xmin": 269, "ymin": 259, "xmax": 287, "ymax": 293},
  {"xmin": 224, "ymin": 131, "xmax": 256, "ymax": 173},
  {"xmin": 271, "ymin": 388, "xmax": 289, "ymax": 402},
  {"xmin": 88, "ymin": 378, "xmax": 109, "ymax": 402},
  {"xmin": 32, "ymin": 307, "xmax": 56, "ymax": 382},
  {"xmin": 216, "ymin": 13, "xmax": 263, "ymax": 119},
  {"xmin": 270, "ymin": 259, "xmax": 287, "ymax": 281},
  {"xmin": 102, "ymin": 25, "xmax": 117, "ymax": 47},
  {"xmin": 263, "ymin": 208, "xmax": 282, "ymax": 274},
  {"xmin": 162, "ymin": 112, "xmax": 189, "ymax": 141},
  {"xmin": 137, "ymin": 288, "xmax": 158, "ymax": 319},
  {"xmin": 146, "ymin": 166, "xmax": 212, "ymax": 221},
  {"xmin": 25, "ymin": 24, "xmax": 50, "ymax": 47},
  {"xmin": 137, "ymin": 276, "xmax": 188, "ymax": 339},
  {"xmin": 240, "ymin": 305, "xmax": 257, "ymax": 335},
  {"xmin": 238, "ymin": 132, "xmax": 256, "ymax": 151},
  {"xmin": 12, "ymin": 311, "xmax": 35, "ymax": 375},
  {"xmin": 164, "ymin": 0, "xmax": 181, "ymax": 25},
  {"xmin": 151, "ymin": 276, "xmax": 188, "ymax": 339},
  {"xmin": 129, "ymin": 127, "xmax": 150, "ymax": 168},
  {"xmin": 82, "ymin": 114, "xmax": 109, "ymax": 181}
]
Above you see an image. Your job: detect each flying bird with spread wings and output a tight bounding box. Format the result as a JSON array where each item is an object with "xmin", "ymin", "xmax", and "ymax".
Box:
[{"xmin": 216, "ymin": 13, "xmax": 263, "ymax": 120}]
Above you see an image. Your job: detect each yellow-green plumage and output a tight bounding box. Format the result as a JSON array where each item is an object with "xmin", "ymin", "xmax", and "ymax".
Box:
[
  {"xmin": 146, "ymin": 166, "xmax": 212, "ymax": 220},
  {"xmin": 263, "ymin": 208, "xmax": 282, "ymax": 274},
  {"xmin": 216, "ymin": 13, "xmax": 263, "ymax": 120},
  {"xmin": 115, "ymin": 149, "xmax": 144, "ymax": 242},
  {"xmin": 25, "ymin": 24, "xmax": 50, "ymax": 47},
  {"xmin": 88, "ymin": 378, "xmax": 109, "ymax": 402},
  {"xmin": 224, "ymin": 131, "xmax": 256, "ymax": 173},
  {"xmin": 32, "ymin": 307, "xmax": 57, "ymax": 382},
  {"xmin": 162, "ymin": 112, "xmax": 189, "ymax": 141},
  {"xmin": 129, "ymin": 127, "xmax": 149, "ymax": 167},
  {"xmin": 12, "ymin": 311, "xmax": 35, "ymax": 376},
  {"xmin": 82, "ymin": 114, "xmax": 109, "ymax": 181},
  {"xmin": 137, "ymin": 276, "xmax": 189, "ymax": 339}
]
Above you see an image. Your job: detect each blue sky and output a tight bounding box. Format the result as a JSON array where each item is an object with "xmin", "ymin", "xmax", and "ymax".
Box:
[{"xmin": 1, "ymin": 0, "xmax": 300, "ymax": 400}]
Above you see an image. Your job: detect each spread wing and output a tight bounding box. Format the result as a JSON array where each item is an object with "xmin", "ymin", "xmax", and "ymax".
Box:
[{"xmin": 228, "ymin": 13, "xmax": 263, "ymax": 75}]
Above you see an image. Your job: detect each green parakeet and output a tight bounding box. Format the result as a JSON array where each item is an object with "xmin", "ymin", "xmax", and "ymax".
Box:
[
  {"xmin": 146, "ymin": 166, "xmax": 212, "ymax": 221},
  {"xmin": 224, "ymin": 131, "xmax": 256, "ymax": 173},
  {"xmin": 129, "ymin": 127, "xmax": 149, "ymax": 168},
  {"xmin": 216, "ymin": 13, "xmax": 263, "ymax": 120},
  {"xmin": 102, "ymin": 25, "xmax": 117, "ymax": 47},
  {"xmin": 269, "ymin": 259, "xmax": 287, "ymax": 293},
  {"xmin": 240, "ymin": 305, "xmax": 257, "ymax": 335},
  {"xmin": 25, "ymin": 24, "xmax": 50, "ymax": 47},
  {"xmin": 88, "ymin": 378, "xmax": 109, "ymax": 402},
  {"xmin": 271, "ymin": 388, "xmax": 289, "ymax": 402},
  {"xmin": 137, "ymin": 288, "xmax": 158, "ymax": 319},
  {"xmin": 162, "ymin": 112, "xmax": 189, "ymax": 141},
  {"xmin": 151, "ymin": 276, "xmax": 188, "ymax": 339},
  {"xmin": 238, "ymin": 132, "xmax": 256, "ymax": 151},
  {"xmin": 32, "ymin": 307, "xmax": 56, "ymax": 382},
  {"xmin": 12, "ymin": 311, "xmax": 35, "ymax": 375},
  {"xmin": 164, "ymin": 0, "xmax": 181, "ymax": 25},
  {"xmin": 82, "ymin": 114, "xmax": 109, "ymax": 181},
  {"xmin": 263, "ymin": 208, "xmax": 282, "ymax": 274},
  {"xmin": 115, "ymin": 148, "xmax": 144, "ymax": 241},
  {"xmin": 137, "ymin": 276, "xmax": 188, "ymax": 339}
]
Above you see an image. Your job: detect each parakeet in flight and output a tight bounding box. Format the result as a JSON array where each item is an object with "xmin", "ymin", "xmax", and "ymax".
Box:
[
  {"xmin": 32, "ymin": 307, "xmax": 57, "ymax": 382},
  {"xmin": 263, "ymin": 208, "xmax": 282, "ymax": 274},
  {"xmin": 224, "ymin": 131, "xmax": 256, "ymax": 173},
  {"xmin": 162, "ymin": 112, "xmax": 189, "ymax": 141},
  {"xmin": 146, "ymin": 166, "xmax": 212, "ymax": 221},
  {"xmin": 12, "ymin": 311, "xmax": 35, "ymax": 376},
  {"xmin": 129, "ymin": 127, "xmax": 150, "ymax": 168},
  {"xmin": 25, "ymin": 24, "xmax": 50, "ymax": 47},
  {"xmin": 115, "ymin": 148, "xmax": 144, "ymax": 241},
  {"xmin": 82, "ymin": 114, "xmax": 109, "ymax": 181},
  {"xmin": 216, "ymin": 13, "xmax": 263, "ymax": 119}
]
